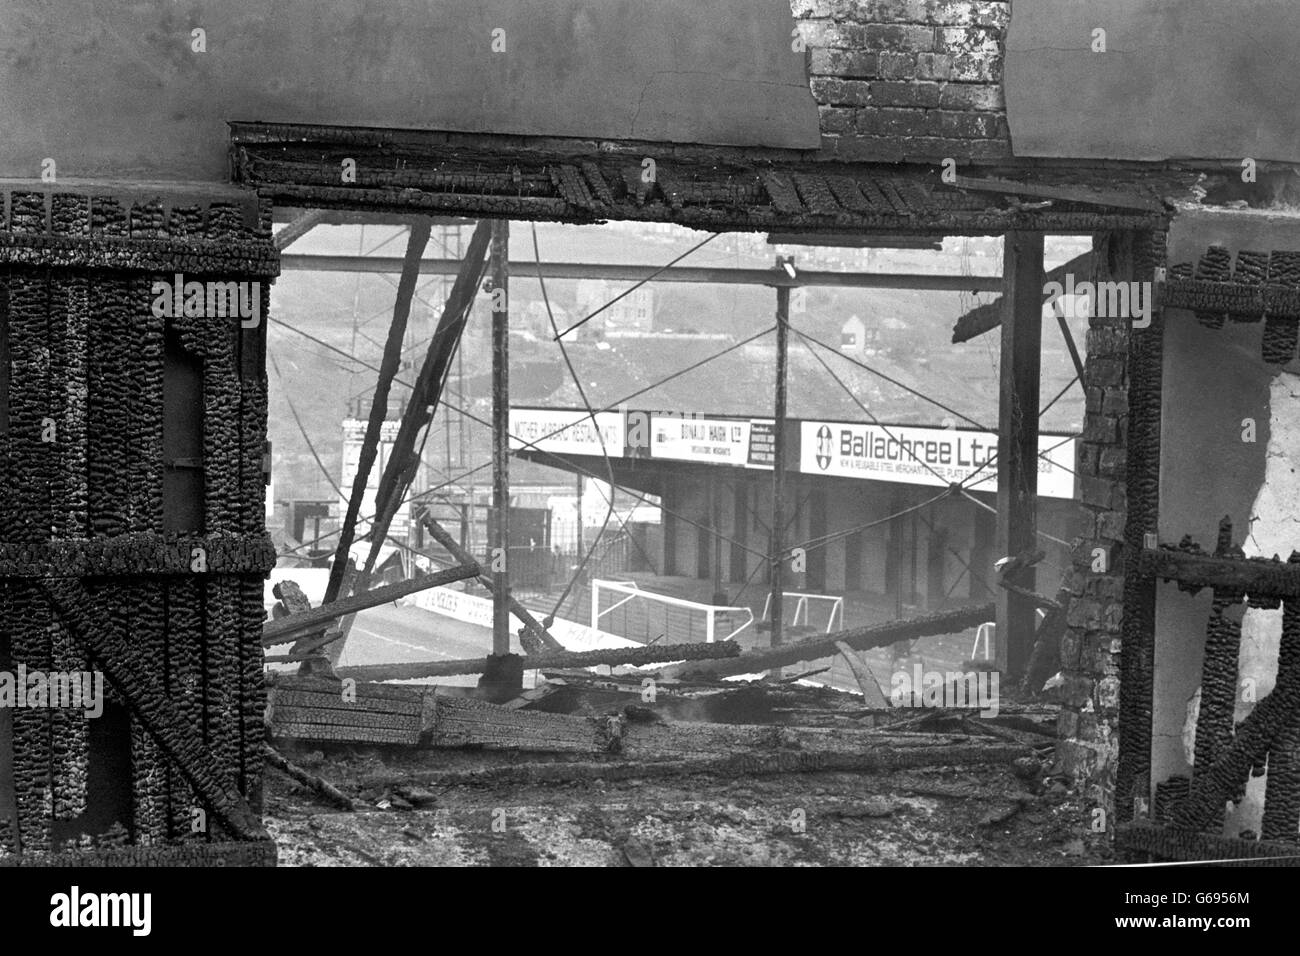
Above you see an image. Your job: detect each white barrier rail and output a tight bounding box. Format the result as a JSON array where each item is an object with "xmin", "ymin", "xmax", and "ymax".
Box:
[{"xmin": 762, "ymin": 591, "xmax": 845, "ymax": 634}]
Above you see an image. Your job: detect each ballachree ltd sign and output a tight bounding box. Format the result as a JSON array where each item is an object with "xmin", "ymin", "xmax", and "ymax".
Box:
[{"xmin": 800, "ymin": 421, "xmax": 1075, "ymax": 500}]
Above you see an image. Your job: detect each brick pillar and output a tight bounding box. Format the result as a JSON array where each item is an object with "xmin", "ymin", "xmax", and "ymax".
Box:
[{"xmin": 1059, "ymin": 230, "xmax": 1166, "ymax": 824}]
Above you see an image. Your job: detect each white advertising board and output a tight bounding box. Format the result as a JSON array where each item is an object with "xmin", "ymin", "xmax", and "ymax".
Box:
[
  {"xmin": 509, "ymin": 408, "xmax": 624, "ymax": 457},
  {"xmin": 799, "ymin": 421, "xmax": 1076, "ymax": 500}
]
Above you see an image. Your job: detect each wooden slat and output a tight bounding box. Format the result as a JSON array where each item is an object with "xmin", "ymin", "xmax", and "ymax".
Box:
[
  {"xmin": 580, "ymin": 162, "xmax": 615, "ymax": 205},
  {"xmin": 760, "ymin": 172, "xmax": 803, "ymax": 215},
  {"xmin": 271, "ymin": 723, "xmax": 420, "ymax": 746},
  {"xmin": 271, "ymin": 712, "xmax": 418, "ymax": 733},
  {"xmin": 269, "ymin": 689, "xmax": 421, "ymax": 716},
  {"xmin": 1117, "ymin": 822, "xmax": 1300, "ymax": 865},
  {"xmin": 425, "ymin": 694, "xmax": 617, "ymax": 753},
  {"xmin": 791, "ymin": 174, "xmax": 841, "ymax": 216},
  {"xmin": 953, "ymin": 175, "xmax": 1167, "ymax": 213}
]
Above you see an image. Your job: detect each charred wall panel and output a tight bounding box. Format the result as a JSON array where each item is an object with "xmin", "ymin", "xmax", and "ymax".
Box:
[{"xmin": 0, "ymin": 187, "xmax": 278, "ymax": 865}]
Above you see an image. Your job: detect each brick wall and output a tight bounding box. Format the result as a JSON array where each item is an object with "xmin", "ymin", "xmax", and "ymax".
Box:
[
  {"xmin": 793, "ymin": 0, "xmax": 1012, "ymax": 163},
  {"xmin": 1058, "ymin": 231, "xmax": 1166, "ymax": 823}
]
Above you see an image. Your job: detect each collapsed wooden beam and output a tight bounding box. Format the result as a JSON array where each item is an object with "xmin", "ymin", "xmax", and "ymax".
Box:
[
  {"xmin": 660, "ymin": 603, "xmax": 995, "ymax": 680},
  {"xmin": 272, "ymin": 209, "xmax": 326, "ymax": 250},
  {"xmin": 261, "ymin": 563, "xmax": 479, "ymax": 647},
  {"xmin": 263, "ymin": 744, "xmax": 355, "ymax": 811},
  {"xmin": 953, "ymin": 176, "xmax": 1166, "ymax": 213},
  {"xmin": 334, "ymin": 638, "xmax": 742, "ymax": 682},
  {"xmin": 360, "ymin": 742, "xmax": 1030, "ymax": 789},
  {"xmin": 834, "ymin": 640, "xmax": 889, "ymax": 708},
  {"xmin": 952, "ymin": 251, "xmax": 1091, "ymax": 344},
  {"xmin": 424, "ymin": 692, "xmax": 621, "ymax": 752},
  {"xmin": 322, "ymin": 220, "xmax": 432, "ymax": 611},
  {"xmin": 421, "ymin": 516, "xmax": 563, "ymax": 653},
  {"xmin": 365, "ymin": 221, "xmax": 492, "ymax": 579}
]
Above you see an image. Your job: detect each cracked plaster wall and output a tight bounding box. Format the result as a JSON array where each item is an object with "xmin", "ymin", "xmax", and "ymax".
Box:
[{"xmin": 1153, "ymin": 208, "xmax": 1300, "ymax": 836}]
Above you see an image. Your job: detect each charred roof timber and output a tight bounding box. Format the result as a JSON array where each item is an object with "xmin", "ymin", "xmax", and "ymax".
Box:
[{"xmin": 230, "ymin": 124, "xmax": 1179, "ymax": 237}]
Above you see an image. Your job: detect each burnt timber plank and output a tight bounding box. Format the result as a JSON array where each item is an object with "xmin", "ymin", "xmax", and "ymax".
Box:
[
  {"xmin": 267, "ymin": 673, "xmax": 424, "ymax": 702},
  {"xmin": 271, "ymin": 723, "xmax": 420, "ymax": 746},
  {"xmin": 269, "ymin": 689, "xmax": 422, "ymax": 716},
  {"xmin": 662, "ymin": 603, "xmax": 993, "ymax": 680},
  {"xmin": 1116, "ymin": 822, "xmax": 1300, "ymax": 865},
  {"xmin": 272, "ymin": 706, "xmax": 421, "ymax": 733},
  {"xmin": 953, "ymin": 175, "xmax": 1167, "ymax": 213},
  {"xmin": 260, "ymin": 563, "xmax": 479, "ymax": 646},
  {"xmin": 1138, "ymin": 548, "xmax": 1300, "ymax": 601},
  {"xmin": 424, "ymin": 693, "xmax": 620, "ymax": 753},
  {"xmin": 995, "ymin": 230, "xmax": 1043, "ymax": 679},
  {"xmin": 334, "ymin": 637, "xmax": 742, "ymax": 681}
]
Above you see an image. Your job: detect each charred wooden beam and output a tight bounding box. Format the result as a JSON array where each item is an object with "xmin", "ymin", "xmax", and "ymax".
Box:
[
  {"xmin": 420, "ymin": 516, "xmax": 563, "ymax": 653},
  {"xmin": 261, "ymin": 563, "xmax": 479, "ymax": 647},
  {"xmin": 995, "ymin": 231, "xmax": 1043, "ymax": 679},
  {"xmin": 272, "ymin": 209, "xmax": 326, "ymax": 250},
  {"xmin": 333, "ymin": 637, "xmax": 742, "ymax": 681},
  {"xmin": 1260, "ymin": 552, "xmax": 1300, "ymax": 842},
  {"xmin": 834, "ymin": 640, "xmax": 890, "ymax": 708},
  {"xmin": 364, "ymin": 222, "xmax": 492, "ymax": 579},
  {"xmin": 1114, "ymin": 229, "xmax": 1165, "ymax": 826},
  {"xmin": 1169, "ymin": 666, "xmax": 1300, "ymax": 832},
  {"xmin": 661, "ymin": 603, "xmax": 994, "ymax": 680},
  {"xmin": 953, "ymin": 176, "xmax": 1167, "ymax": 213},
  {"xmin": 1116, "ymin": 821, "xmax": 1300, "ymax": 865},
  {"xmin": 382, "ymin": 742, "xmax": 1030, "ymax": 789},
  {"xmin": 1139, "ymin": 548, "xmax": 1300, "ymax": 601},
  {"xmin": 322, "ymin": 221, "xmax": 432, "ymax": 608},
  {"xmin": 262, "ymin": 745, "xmax": 355, "ymax": 811},
  {"xmin": 423, "ymin": 693, "xmax": 621, "ymax": 753},
  {"xmin": 952, "ymin": 252, "xmax": 1090, "ymax": 344}
]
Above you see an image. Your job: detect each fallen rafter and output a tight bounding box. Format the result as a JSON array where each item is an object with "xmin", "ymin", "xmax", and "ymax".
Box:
[
  {"xmin": 420, "ymin": 516, "xmax": 563, "ymax": 653},
  {"xmin": 661, "ymin": 603, "xmax": 994, "ymax": 680},
  {"xmin": 263, "ymin": 745, "xmax": 355, "ymax": 811},
  {"xmin": 333, "ymin": 638, "xmax": 742, "ymax": 682},
  {"xmin": 261, "ymin": 563, "xmax": 480, "ymax": 647}
]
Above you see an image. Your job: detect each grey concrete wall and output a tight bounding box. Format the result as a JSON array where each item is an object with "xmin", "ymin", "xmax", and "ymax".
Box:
[
  {"xmin": 1005, "ymin": 0, "xmax": 1300, "ymax": 162},
  {"xmin": 667, "ymin": 470, "xmax": 1076, "ymax": 607},
  {"xmin": 0, "ymin": 0, "xmax": 817, "ymax": 183},
  {"xmin": 1153, "ymin": 208, "xmax": 1300, "ymax": 833}
]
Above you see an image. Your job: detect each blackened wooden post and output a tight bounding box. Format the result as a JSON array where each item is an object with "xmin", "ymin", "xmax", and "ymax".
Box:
[
  {"xmin": 1115, "ymin": 230, "xmax": 1165, "ymax": 827},
  {"xmin": 770, "ymin": 261, "xmax": 791, "ymax": 668},
  {"xmin": 491, "ymin": 220, "xmax": 511, "ymax": 657},
  {"xmin": 996, "ymin": 232, "xmax": 1044, "ymax": 679}
]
